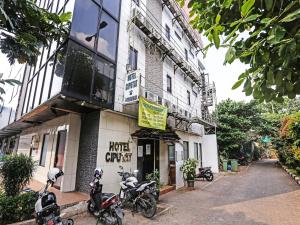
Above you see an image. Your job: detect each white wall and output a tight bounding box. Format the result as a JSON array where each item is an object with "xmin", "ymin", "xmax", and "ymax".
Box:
[
  {"xmin": 97, "ymin": 111, "xmax": 139, "ymax": 193},
  {"xmin": 17, "ymin": 113, "xmax": 81, "ymax": 192},
  {"xmin": 159, "ymin": 141, "xmax": 169, "ymax": 185},
  {"xmin": 202, "ymin": 134, "xmax": 219, "ymax": 173}
]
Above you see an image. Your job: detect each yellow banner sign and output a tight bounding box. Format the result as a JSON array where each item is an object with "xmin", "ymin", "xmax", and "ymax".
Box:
[{"xmin": 138, "ymin": 97, "xmax": 168, "ymax": 130}]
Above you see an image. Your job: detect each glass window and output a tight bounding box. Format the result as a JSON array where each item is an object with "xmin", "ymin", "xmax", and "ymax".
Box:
[
  {"xmin": 92, "ymin": 56, "xmax": 115, "ymax": 106},
  {"xmin": 97, "ymin": 11, "xmax": 118, "ymax": 61},
  {"xmin": 62, "ymin": 41, "xmax": 93, "ymax": 100},
  {"xmin": 103, "ymin": 0, "xmax": 120, "ymax": 19},
  {"xmin": 33, "ymin": 67, "xmax": 45, "ymax": 108},
  {"xmin": 165, "ymin": 25, "xmax": 170, "ymax": 41},
  {"xmin": 39, "ymin": 134, "xmax": 49, "ymax": 167},
  {"xmin": 50, "ymin": 54, "xmax": 65, "ymax": 98},
  {"xmin": 70, "ymin": 0, "xmax": 99, "ymax": 50},
  {"xmin": 41, "ymin": 58, "xmax": 55, "ymax": 103},
  {"xmin": 183, "ymin": 141, "xmax": 189, "ymax": 160},
  {"xmin": 129, "ymin": 46, "xmax": 138, "ymax": 70},
  {"xmin": 199, "ymin": 143, "xmax": 203, "ymax": 167},
  {"xmin": 167, "ymin": 75, "xmax": 172, "ymax": 93},
  {"xmin": 194, "ymin": 142, "xmax": 198, "ymax": 160},
  {"xmin": 187, "ymin": 90, "xmax": 191, "ymax": 105},
  {"xmin": 185, "ymin": 48, "xmax": 189, "ymax": 61},
  {"xmin": 168, "ymin": 145, "xmax": 175, "ymax": 161}
]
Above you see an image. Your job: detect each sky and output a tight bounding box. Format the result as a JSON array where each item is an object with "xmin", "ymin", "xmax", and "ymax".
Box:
[{"xmin": 203, "ymin": 45, "xmax": 252, "ymax": 103}]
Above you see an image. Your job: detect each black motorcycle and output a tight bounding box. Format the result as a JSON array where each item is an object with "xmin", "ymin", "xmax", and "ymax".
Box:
[
  {"xmin": 87, "ymin": 176, "xmax": 123, "ymax": 225},
  {"xmin": 118, "ymin": 166, "xmax": 157, "ymax": 218},
  {"xmin": 196, "ymin": 167, "xmax": 214, "ymax": 182}
]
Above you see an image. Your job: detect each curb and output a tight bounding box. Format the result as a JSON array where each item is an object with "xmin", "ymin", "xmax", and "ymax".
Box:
[{"xmin": 278, "ymin": 161, "xmax": 300, "ymax": 186}]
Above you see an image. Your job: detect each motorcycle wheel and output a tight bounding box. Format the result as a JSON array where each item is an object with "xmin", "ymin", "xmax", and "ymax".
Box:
[
  {"xmin": 140, "ymin": 193, "xmax": 157, "ymax": 218},
  {"xmin": 205, "ymin": 172, "xmax": 214, "ymax": 182},
  {"xmin": 87, "ymin": 201, "xmax": 97, "ymax": 215},
  {"xmin": 63, "ymin": 219, "xmax": 74, "ymax": 225}
]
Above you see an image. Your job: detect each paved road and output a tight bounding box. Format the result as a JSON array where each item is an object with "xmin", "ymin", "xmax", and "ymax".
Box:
[{"xmin": 74, "ymin": 160, "xmax": 300, "ymax": 225}]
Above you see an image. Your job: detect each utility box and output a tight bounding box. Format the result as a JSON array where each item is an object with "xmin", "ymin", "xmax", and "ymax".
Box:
[{"xmin": 231, "ymin": 159, "xmax": 238, "ymax": 172}]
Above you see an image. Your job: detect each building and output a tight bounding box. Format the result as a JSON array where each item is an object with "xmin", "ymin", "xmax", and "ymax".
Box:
[{"xmin": 0, "ymin": 0, "xmax": 218, "ymax": 193}]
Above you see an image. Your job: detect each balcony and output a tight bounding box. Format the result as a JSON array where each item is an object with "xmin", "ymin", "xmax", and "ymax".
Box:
[
  {"xmin": 161, "ymin": 0, "xmax": 202, "ymax": 50},
  {"xmin": 131, "ymin": 8, "xmax": 202, "ymax": 87}
]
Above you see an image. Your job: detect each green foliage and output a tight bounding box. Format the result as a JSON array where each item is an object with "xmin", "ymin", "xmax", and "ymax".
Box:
[
  {"xmin": 182, "ymin": 159, "xmax": 198, "ymax": 180},
  {"xmin": 0, "ymin": 191, "xmax": 38, "ymax": 224},
  {"xmin": 146, "ymin": 169, "xmax": 162, "ymax": 190},
  {"xmin": 179, "ymin": 0, "xmax": 300, "ymax": 101},
  {"xmin": 0, "ymin": 154, "xmax": 36, "ymax": 196},
  {"xmin": 0, "ymin": 0, "xmax": 71, "ymax": 65},
  {"xmin": 0, "ymin": 76, "xmax": 22, "ymax": 101},
  {"xmin": 215, "ymin": 99, "xmax": 262, "ymax": 159}
]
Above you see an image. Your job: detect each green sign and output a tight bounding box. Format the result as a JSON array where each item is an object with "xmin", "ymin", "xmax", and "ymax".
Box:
[{"xmin": 138, "ymin": 97, "xmax": 168, "ymax": 130}]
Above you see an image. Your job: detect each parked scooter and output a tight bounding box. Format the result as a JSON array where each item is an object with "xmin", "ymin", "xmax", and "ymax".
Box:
[
  {"xmin": 117, "ymin": 166, "xmax": 157, "ymax": 218},
  {"xmin": 35, "ymin": 168, "xmax": 74, "ymax": 225},
  {"xmin": 87, "ymin": 168, "xmax": 124, "ymax": 225},
  {"xmin": 196, "ymin": 167, "xmax": 214, "ymax": 182}
]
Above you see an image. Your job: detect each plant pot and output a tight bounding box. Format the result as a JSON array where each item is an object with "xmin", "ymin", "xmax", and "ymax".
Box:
[{"xmin": 187, "ymin": 180, "xmax": 195, "ymax": 188}]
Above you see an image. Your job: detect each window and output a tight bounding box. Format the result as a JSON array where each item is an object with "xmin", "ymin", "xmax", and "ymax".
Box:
[
  {"xmin": 183, "ymin": 141, "xmax": 189, "ymax": 160},
  {"xmin": 168, "ymin": 145, "xmax": 175, "ymax": 161},
  {"xmin": 167, "ymin": 75, "xmax": 172, "ymax": 93},
  {"xmin": 194, "ymin": 143, "xmax": 199, "ymax": 160},
  {"xmin": 199, "ymin": 143, "xmax": 203, "ymax": 167},
  {"xmin": 175, "ymin": 31, "xmax": 181, "ymax": 41},
  {"xmin": 187, "ymin": 90, "xmax": 191, "ymax": 105},
  {"xmin": 70, "ymin": 0, "xmax": 99, "ymax": 50},
  {"xmin": 103, "ymin": 0, "xmax": 121, "ymax": 19},
  {"xmin": 185, "ymin": 48, "xmax": 189, "ymax": 61},
  {"xmin": 39, "ymin": 134, "xmax": 49, "ymax": 166},
  {"xmin": 97, "ymin": 11, "xmax": 119, "ymax": 61},
  {"xmin": 165, "ymin": 25, "xmax": 170, "ymax": 40},
  {"xmin": 129, "ymin": 46, "xmax": 138, "ymax": 70},
  {"xmin": 133, "ymin": 0, "xmax": 139, "ymax": 6}
]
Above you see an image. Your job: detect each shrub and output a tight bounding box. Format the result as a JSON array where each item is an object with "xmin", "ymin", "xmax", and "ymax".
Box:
[
  {"xmin": 0, "ymin": 191, "xmax": 38, "ymax": 224},
  {"xmin": 146, "ymin": 169, "xmax": 162, "ymax": 190},
  {"xmin": 0, "ymin": 154, "xmax": 36, "ymax": 196},
  {"xmin": 182, "ymin": 159, "xmax": 198, "ymax": 181}
]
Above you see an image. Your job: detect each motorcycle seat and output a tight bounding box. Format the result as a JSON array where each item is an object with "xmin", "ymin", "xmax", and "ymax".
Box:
[
  {"xmin": 101, "ymin": 193, "xmax": 115, "ymax": 201},
  {"xmin": 199, "ymin": 167, "xmax": 211, "ymax": 171}
]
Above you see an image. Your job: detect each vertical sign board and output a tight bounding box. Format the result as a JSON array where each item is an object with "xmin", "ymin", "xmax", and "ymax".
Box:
[
  {"xmin": 138, "ymin": 97, "xmax": 168, "ymax": 130},
  {"xmin": 124, "ymin": 71, "xmax": 140, "ymax": 103}
]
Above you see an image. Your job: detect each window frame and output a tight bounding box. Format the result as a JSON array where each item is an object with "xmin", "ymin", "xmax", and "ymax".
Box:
[
  {"xmin": 183, "ymin": 141, "xmax": 189, "ymax": 160},
  {"xmin": 199, "ymin": 143, "xmax": 203, "ymax": 167},
  {"xmin": 167, "ymin": 75, "xmax": 172, "ymax": 93},
  {"xmin": 129, "ymin": 46, "xmax": 138, "ymax": 70},
  {"xmin": 39, "ymin": 133, "xmax": 49, "ymax": 167},
  {"xmin": 165, "ymin": 24, "xmax": 171, "ymax": 41},
  {"xmin": 187, "ymin": 90, "xmax": 191, "ymax": 105},
  {"xmin": 194, "ymin": 142, "xmax": 199, "ymax": 160}
]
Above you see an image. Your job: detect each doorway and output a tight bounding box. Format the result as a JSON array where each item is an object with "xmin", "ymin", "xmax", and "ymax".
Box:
[
  {"xmin": 137, "ymin": 139, "xmax": 159, "ymax": 181},
  {"xmin": 168, "ymin": 144, "xmax": 176, "ymax": 185},
  {"xmin": 53, "ymin": 130, "xmax": 67, "ymax": 189}
]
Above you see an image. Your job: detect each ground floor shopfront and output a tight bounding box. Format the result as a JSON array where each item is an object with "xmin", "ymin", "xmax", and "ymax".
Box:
[{"xmin": 15, "ymin": 110, "xmax": 218, "ymax": 194}]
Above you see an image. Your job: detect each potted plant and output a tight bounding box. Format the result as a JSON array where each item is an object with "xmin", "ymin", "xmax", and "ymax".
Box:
[
  {"xmin": 146, "ymin": 169, "xmax": 161, "ymax": 201},
  {"xmin": 182, "ymin": 159, "xmax": 198, "ymax": 188}
]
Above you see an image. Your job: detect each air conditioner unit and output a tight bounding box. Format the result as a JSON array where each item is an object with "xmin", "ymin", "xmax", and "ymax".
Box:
[{"xmin": 145, "ymin": 91, "xmax": 156, "ymax": 102}]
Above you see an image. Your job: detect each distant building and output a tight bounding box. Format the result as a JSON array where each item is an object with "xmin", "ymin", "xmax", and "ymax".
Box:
[{"xmin": 0, "ymin": 0, "xmax": 218, "ymax": 193}]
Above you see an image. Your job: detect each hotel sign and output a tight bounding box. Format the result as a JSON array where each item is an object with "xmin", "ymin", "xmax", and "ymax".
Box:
[
  {"xmin": 105, "ymin": 141, "xmax": 132, "ymax": 163},
  {"xmin": 138, "ymin": 97, "xmax": 167, "ymax": 130},
  {"xmin": 124, "ymin": 71, "xmax": 140, "ymax": 103}
]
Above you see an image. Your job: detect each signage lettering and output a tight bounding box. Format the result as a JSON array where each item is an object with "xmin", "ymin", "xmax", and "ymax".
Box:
[{"xmin": 105, "ymin": 141, "xmax": 132, "ymax": 163}]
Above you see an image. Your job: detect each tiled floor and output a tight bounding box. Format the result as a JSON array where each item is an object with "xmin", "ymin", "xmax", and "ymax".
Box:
[{"xmin": 27, "ymin": 179, "xmax": 89, "ymax": 206}]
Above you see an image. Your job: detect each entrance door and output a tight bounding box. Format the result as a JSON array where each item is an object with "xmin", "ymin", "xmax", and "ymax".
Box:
[
  {"xmin": 53, "ymin": 130, "xmax": 66, "ymax": 189},
  {"xmin": 168, "ymin": 145, "xmax": 176, "ymax": 185},
  {"xmin": 137, "ymin": 139, "xmax": 159, "ymax": 181}
]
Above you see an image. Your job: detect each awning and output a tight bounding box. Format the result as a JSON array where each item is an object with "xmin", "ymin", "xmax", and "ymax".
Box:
[{"xmin": 131, "ymin": 128, "xmax": 180, "ymax": 141}]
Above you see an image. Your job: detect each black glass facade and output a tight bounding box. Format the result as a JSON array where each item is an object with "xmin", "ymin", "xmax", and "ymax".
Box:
[{"xmin": 21, "ymin": 0, "xmax": 121, "ymax": 115}]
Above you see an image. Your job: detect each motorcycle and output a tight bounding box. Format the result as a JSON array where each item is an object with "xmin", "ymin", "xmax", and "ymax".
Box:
[
  {"xmin": 87, "ymin": 168, "xmax": 124, "ymax": 225},
  {"xmin": 35, "ymin": 168, "xmax": 74, "ymax": 225},
  {"xmin": 117, "ymin": 166, "xmax": 157, "ymax": 218},
  {"xmin": 196, "ymin": 167, "xmax": 214, "ymax": 182}
]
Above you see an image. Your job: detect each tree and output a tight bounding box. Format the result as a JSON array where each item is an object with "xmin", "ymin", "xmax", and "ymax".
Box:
[
  {"xmin": 0, "ymin": 0, "xmax": 71, "ymax": 65},
  {"xmin": 0, "ymin": 75, "xmax": 21, "ymax": 102},
  {"xmin": 179, "ymin": 0, "xmax": 300, "ymax": 102},
  {"xmin": 215, "ymin": 99, "xmax": 262, "ymax": 159}
]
